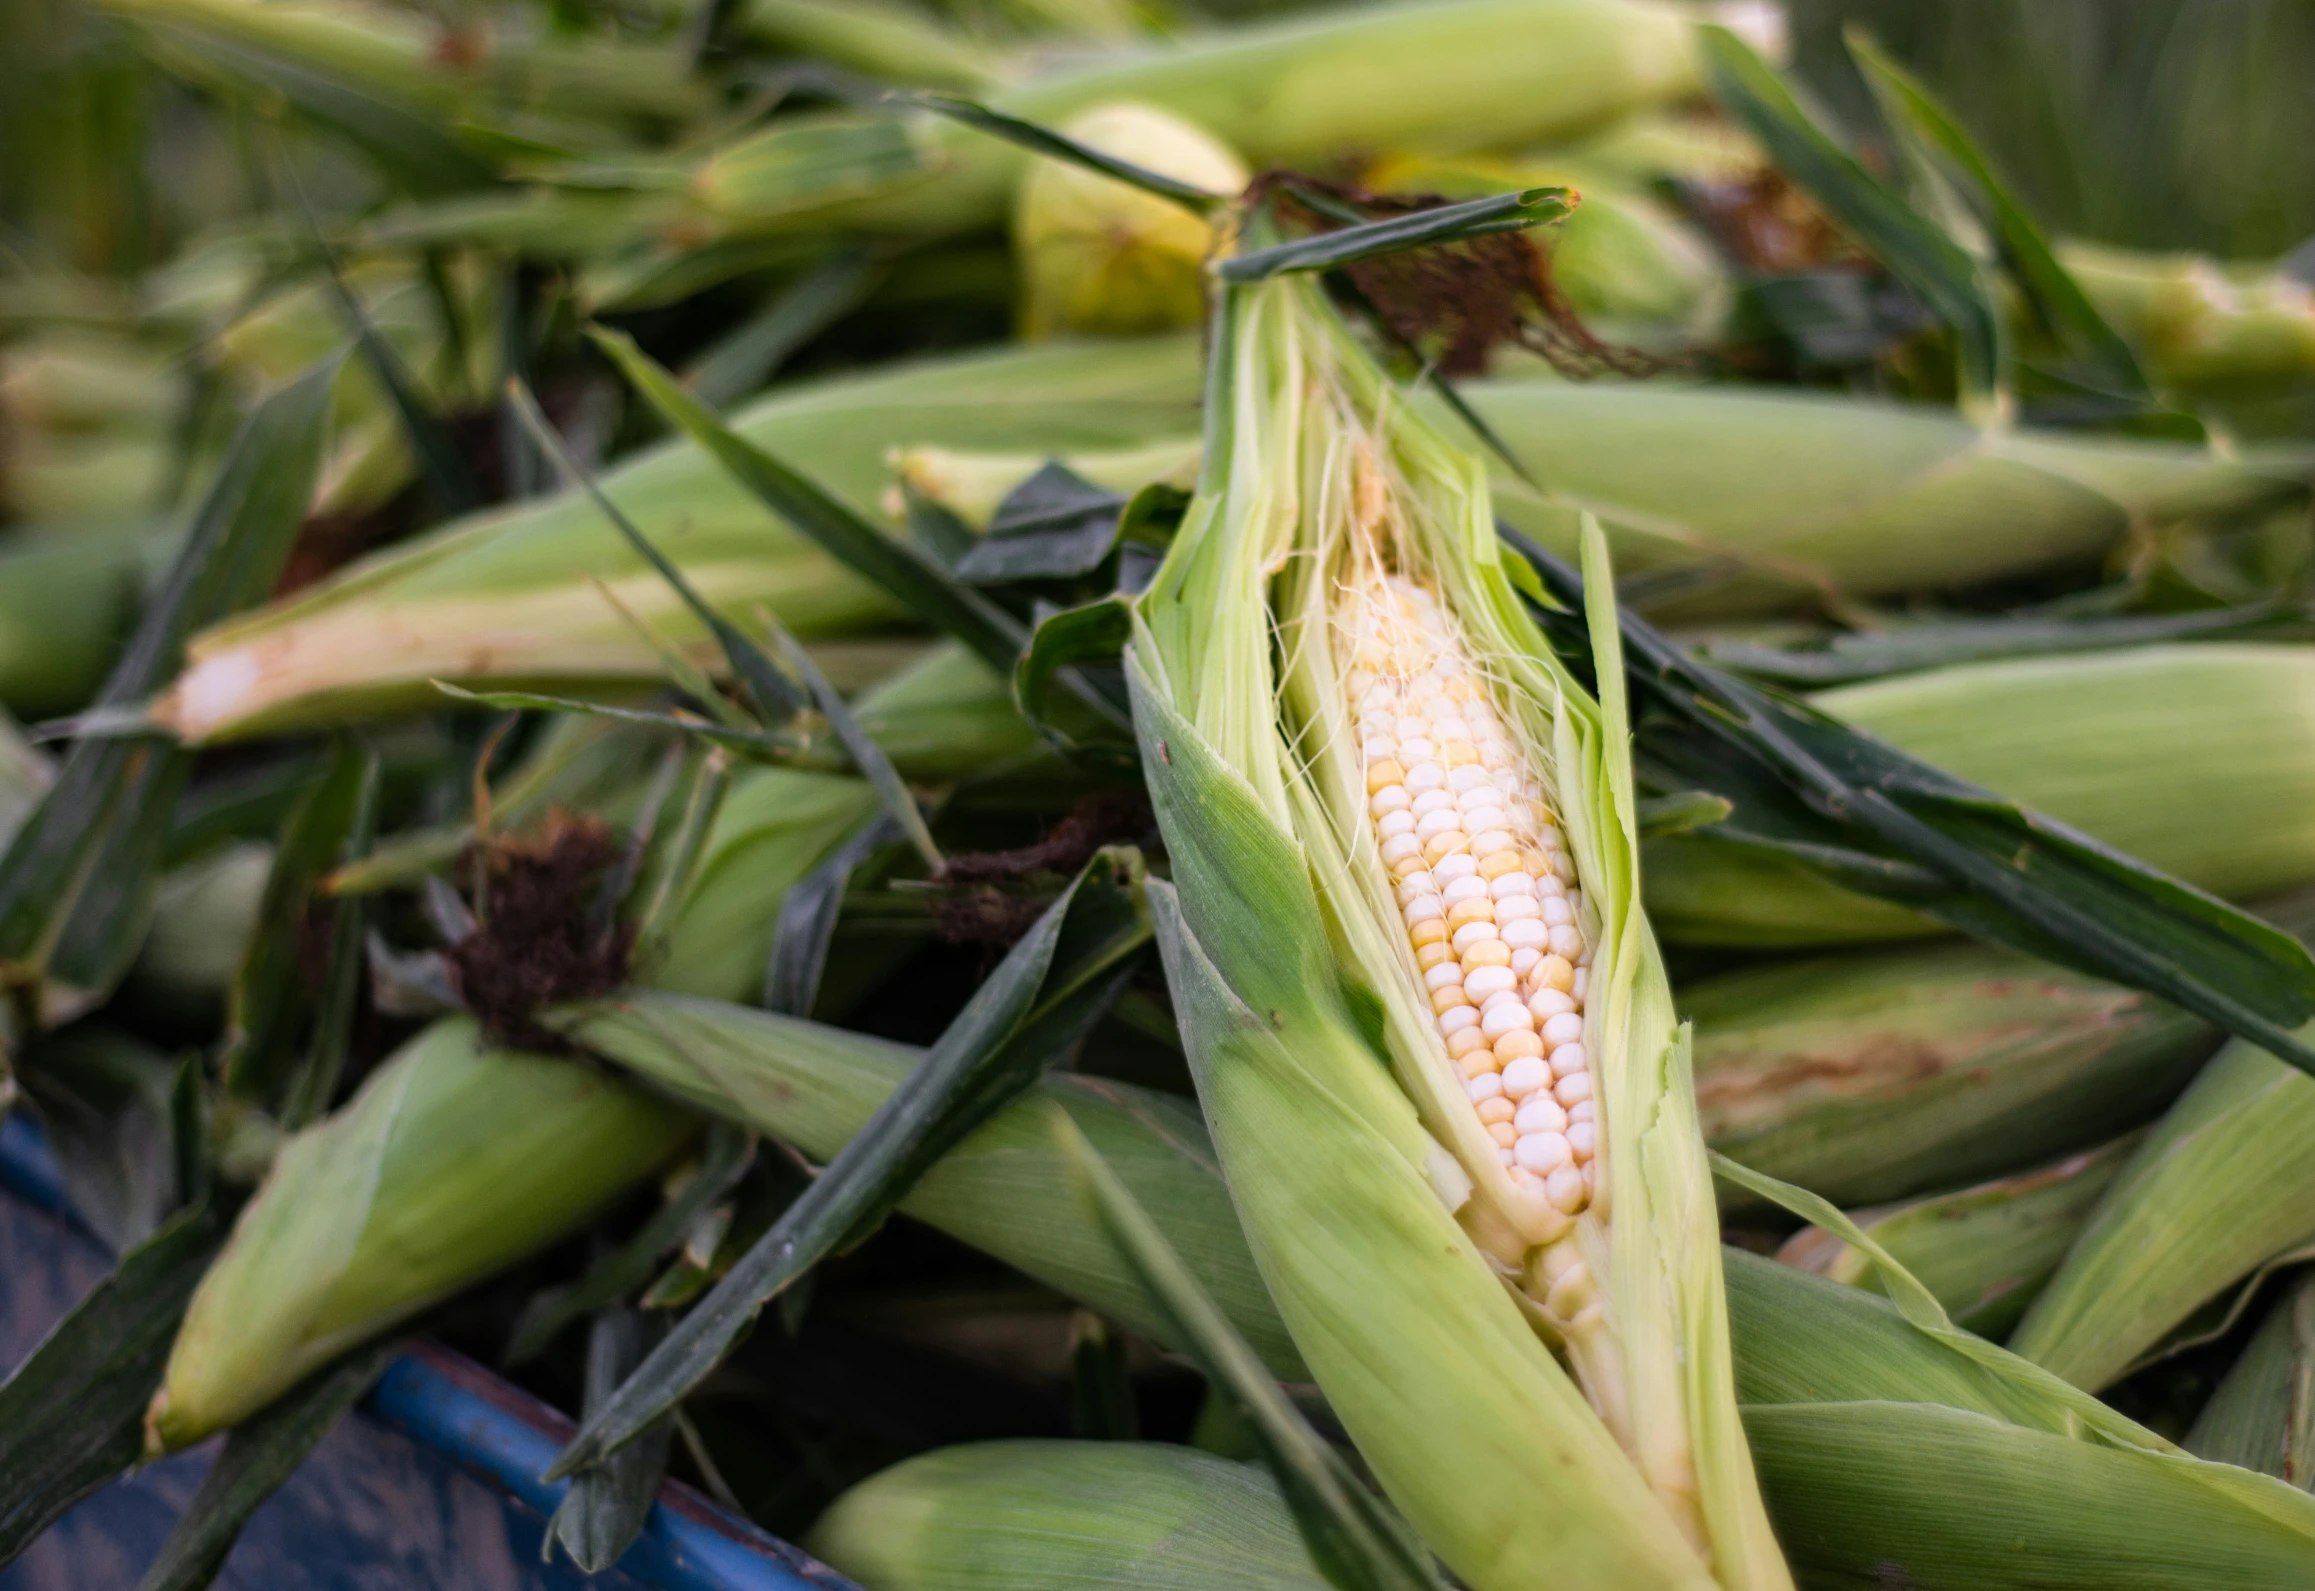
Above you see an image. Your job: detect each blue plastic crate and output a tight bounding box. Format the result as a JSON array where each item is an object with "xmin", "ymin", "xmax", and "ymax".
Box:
[{"xmin": 0, "ymin": 1113, "xmax": 862, "ymax": 1591}]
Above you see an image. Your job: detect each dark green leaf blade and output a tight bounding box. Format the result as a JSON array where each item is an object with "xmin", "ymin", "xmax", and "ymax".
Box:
[
  {"xmin": 1219, "ymin": 188, "xmax": 1573, "ymax": 283},
  {"xmin": 131, "ymin": 1334, "xmax": 402, "ymax": 1591},
  {"xmin": 1697, "ymin": 25, "xmax": 2004, "ymax": 409},
  {"xmin": 762, "ymin": 815, "xmax": 903, "ymax": 1018},
  {"xmin": 1846, "ymin": 29, "xmax": 2152, "ymax": 407},
  {"xmin": 1046, "ymin": 1039, "xmax": 1445, "ymax": 1591},
  {"xmin": 0, "ymin": 1205, "xmax": 221, "ymax": 1565},
  {"xmin": 429, "ymin": 684, "xmax": 808, "ymax": 761},
  {"xmin": 587, "ymin": 328, "xmax": 1026, "ymax": 669},
  {"xmin": 545, "ymin": 1308, "xmax": 673, "ymax": 1574},
  {"xmin": 0, "ymin": 361, "xmax": 334, "ymax": 995},
  {"xmin": 769, "ymin": 629, "xmax": 939, "ymax": 869},
  {"xmin": 505, "ymin": 377, "xmax": 805, "ymax": 724},
  {"xmin": 545, "ymin": 847, "xmax": 1151, "ymax": 1478},
  {"xmin": 1504, "ymin": 526, "xmax": 2315, "ymax": 1075}
]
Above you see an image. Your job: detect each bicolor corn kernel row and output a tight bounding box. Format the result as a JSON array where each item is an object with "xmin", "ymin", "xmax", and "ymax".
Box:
[{"xmin": 1339, "ymin": 572, "xmax": 1596, "ymax": 1220}]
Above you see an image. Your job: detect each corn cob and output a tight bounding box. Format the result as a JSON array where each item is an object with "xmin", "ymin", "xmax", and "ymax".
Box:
[
  {"xmin": 2187, "ymin": 1272, "xmax": 2315, "ymax": 1488},
  {"xmin": 155, "ymin": 335, "xmax": 1204, "ymax": 743},
  {"xmin": 691, "ymin": 0, "xmax": 1713, "ymax": 236},
  {"xmin": 2010, "ymin": 1021, "xmax": 2315, "ymax": 1392},
  {"xmin": 1126, "ymin": 267, "xmax": 1786, "ymax": 1587},
  {"xmin": 564, "ymin": 985, "xmax": 2315, "ymax": 1583},
  {"xmin": 147, "ymin": 1017, "xmax": 695, "ymax": 1448},
  {"xmin": 809, "ymin": 1441, "xmax": 1330, "ymax": 1591},
  {"xmin": 1650, "ymin": 645, "xmax": 2315, "ymax": 945},
  {"xmin": 1773, "ymin": 1133, "xmax": 2141, "ymax": 1338},
  {"xmin": 1688, "ymin": 936, "xmax": 2220, "ymax": 1207}
]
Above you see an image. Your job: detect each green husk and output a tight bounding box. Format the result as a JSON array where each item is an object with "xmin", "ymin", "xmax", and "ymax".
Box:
[
  {"xmin": 1688, "ymin": 938, "xmax": 2217, "ymax": 1207},
  {"xmin": 644, "ymin": 766, "xmax": 876, "ymax": 1005},
  {"xmin": 1773, "ymin": 1134, "xmax": 2141, "ymax": 1337},
  {"xmin": 2187, "ymin": 1271, "xmax": 2315, "ymax": 1487},
  {"xmin": 158, "ymin": 336, "xmax": 1204, "ymax": 742},
  {"xmin": 555, "ymin": 990, "xmax": 1304, "ymax": 1381},
  {"xmin": 1650, "ymin": 645, "xmax": 2315, "ymax": 945},
  {"xmin": 1127, "ymin": 266, "xmax": 1784, "ymax": 1587},
  {"xmin": 693, "ymin": 0, "xmax": 1707, "ymax": 236},
  {"xmin": 146, "ymin": 1017, "xmax": 695, "ymax": 1449},
  {"xmin": 809, "ymin": 1441, "xmax": 1330, "ymax": 1591},
  {"xmin": 124, "ymin": 841, "xmax": 273, "ymax": 1027},
  {"xmin": 2010, "ymin": 1022, "xmax": 2315, "ymax": 1391},
  {"xmin": 567, "ymin": 984, "xmax": 2315, "ymax": 1587}
]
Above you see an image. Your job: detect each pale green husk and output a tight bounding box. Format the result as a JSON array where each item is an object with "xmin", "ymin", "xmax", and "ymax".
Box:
[
  {"xmin": 2011, "ymin": 1022, "xmax": 2315, "ymax": 1391},
  {"xmin": 557, "ymin": 990, "xmax": 1304, "ymax": 1380},
  {"xmin": 1773, "ymin": 1133, "xmax": 2141, "ymax": 1337},
  {"xmin": 1125, "ymin": 271, "xmax": 1784, "ymax": 1589},
  {"xmin": 2187, "ymin": 1272, "xmax": 2315, "ymax": 1488},
  {"xmin": 562, "ymin": 978, "xmax": 2315, "ymax": 1585},
  {"xmin": 1688, "ymin": 938, "xmax": 2214, "ymax": 1208},
  {"xmin": 808, "ymin": 1441, "xmax": 1330, "ymax": 1591},
  {"xmin": 148, "ymin": 1017, "xmax": 695, "ymax": 1448},
  {"xmin": 1651, "ymin": 645, "xmax": 2315, "ymax": 945}
]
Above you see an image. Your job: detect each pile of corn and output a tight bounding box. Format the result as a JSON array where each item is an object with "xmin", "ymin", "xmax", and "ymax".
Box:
[{"xmin": 6, "ymin": 0, "xmax": 2315, "ymax": 1586}]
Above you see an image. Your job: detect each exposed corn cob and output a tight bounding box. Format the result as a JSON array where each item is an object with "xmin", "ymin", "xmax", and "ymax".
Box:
[
  {"xmin": 2187, "ymin": 1272, "xmax": 2315, "ymax": 1488},
  {"xmin": 1014, "ymin": 105, "xmax": 1248, "ymax": 342},
  {"xmin": 1651, "ymin": 645, "xmax": 2315, "ymax": 945},
  {"xmin": 1688, "ymin": 937, "xmax": 2219, "ymax": 1207},
  {"xmin": 2010, "ymin": 1021, "xmax": 2315, "ymax": 1391},
  {"xmin": 692, "ymin": 0, "xmax": 1713, "ymax": 236},
  {"xmin": 809, "ymin": 1441, "xmax": 1329, "ymax": 1591},
  {"xmin": 146, "ymin": 1017, "xmax": 695, "ymax": 1448},
  {"xmin": 1127, "ymin": 266, "xmax": 1786, "ymax": 1587},
  {"xmin": 155, "ymin": 335, "xmax": 1204, "ymax": 742},
  {"xmin": 1774, "ymin": 1134, "xmax": 2141, "ymax": 1337},
  {"xmin": 565, "ymin": 984, "xmax": 2315, "ymax": 1584}
]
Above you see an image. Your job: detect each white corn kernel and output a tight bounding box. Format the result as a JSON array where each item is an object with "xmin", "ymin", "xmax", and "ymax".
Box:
[
  {"xmin": 1550, "ymin": 1042, "xmax": 1588, "ymax": 1078},
  {"xmin": 1466, "ymin": 1072, "xmax": 1504, "ymax": 1102},
  {"xmin": 1555, "ymin": 1071, "xmax": 1592, "ymax": 1107},
  {"xmin": 1545, "ymin": 1165, "xmax": 1586, "ymax": 1213},
  {"xmin": 1516, "ymin": 1132, "xmax": 1572, "ymax": 1174},
  {"xmin": 1549, "ymin": 924, "xmax": 1584, "ymax": 958},
  {"xmin": 1371, "ymin": 785, "xmax": 1410, "ymax": 816},
  {"xmin": 1500, "ymin": 1056, "xmax": 1550, "ymax": 1100},
  {"xmin": 1481, "ymin": 1002, "xmax": 1534, "ymax": 1039},
  {"xmin": 1450, "ymin": 921, "xmax": 1499, "ymax": 953},
  {"xmin": 1433, "ymin": 853, "xmax": 1477, "ymax": 881},
  {"xmin": 1378, "ymin": 810, "xmax": 1414, "ymax": 839},
  {"xmin": 1438, "ymin": 1005, "xmax": 1479, "ymax": 1036},
  {"xmin": 1463, "ymin": 965, "xmax": 1516, "ymax": 1002},
  {"xmin": 1541, "ymin": 1012, "xmax": 1584, "ymax": 1046},
  {"xmin": 1514, "ymin": 1094, "xmax": 1567, "ymax": 1134}
]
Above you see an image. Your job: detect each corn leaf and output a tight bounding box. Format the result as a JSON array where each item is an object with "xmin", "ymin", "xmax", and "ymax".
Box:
[
  {"xmin": 0, "ymin": 1204, "xmax": 221, "ymax": 1565},
  {"xmin": 0, "ymin": 361, "xmax": 332, "ymax": 1005},
  {"xmin": 545, "ymin": 847, "xmax": 1151, "ymax": 1477},
  {"xmin": 1218, "ymin": 188, "xmax": 1573, "ymax": 282},
  {"xmin": 546, "ymin": 1308, "xmax": 673, "ymax": 1575},
  {"xmin": 220, "ymin": 739, "xmax": 374, "ymax": 1099},
  {"xmin": 769, "ymin": 628, "xmax": 939, "ymax": 869},
  {"xmin": 1702, "ymin": 600, "xmax": 2312, "ymax": 688},
  {"xmin": 131, "ymin": 1333, "xmax": 403, "ymax": 1591},
  {"xmin": 1505, "ymin": 529, "xmax": 2315, "ymax": 1076},
  {"xmin": 762, "ymin": 814, "xmax": 903, "ymax": 1017},
  {"xmin": 429, "ymin": 685, "xmax": 809, "ymax": 761},
  {"xmin": 588, "ymin": 326, "xmax": 1026, "ymax": 676},
  {"xmin": 508, "ymin": 377, "xmax": 805, "ymax": 723},
  {"xmin": 1845, "ymin": 30, "xmax": 2154, "ymax": 414},
  {"xmin": 1049, "ymin": 1104, "xmax": 1447, "ymax": 1591},
  {"xmin": 279, "ymin": 746, "xmax": 379, "ymax": 1129},
  {"xmin": 683, "ymin": 246, "xmax": 879, "ymax": 410},
  {"xmin": 1698, "ymin": 25, "xmax": 2005, "ymax": 412}
]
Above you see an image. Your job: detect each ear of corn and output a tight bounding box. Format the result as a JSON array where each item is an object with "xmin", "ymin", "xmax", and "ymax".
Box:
[
  {"xmin": 556, "ymin": 990, "xmax": 1305, "ymax": 1381},
  {"xmin": 1126, "ymin": 269, "xmax": 1786, "ymax": 1589},
  {"xmin": 694, "ymin": 0, "xmax": 1708, "ymax": 235},
  {"xmin": 1013, "ymin": 104, "xmax": 1249, "ymax": 342},
  {"xmin": 1649, "ymin": 646, "xmax": 2315, "ymax": 945},
  {"xmin": 2010, "ymin": 1022, "xmax": 2315, "ymax": 1391},
  {"xmin": 1773, "ymin": 1133, "xmax": 2141, "ymax": 1337},
  {"xmin": 157, "ymin": 335, "xmax": 1205, "ymax": 742},
  {"xmin": 2187, "ymin": 1271, "xmax": 2315, "ymax": 1488},
  {"xmin": 809, "ymin": 1440, "xmax": 1331, "ymax": 1591},
  {"xmin": 1688, "ymin": 937, "xmax": 2218, "ymax": 1208},
  {"xmin": 146, "ymin": 1016, "xmax": 695, "ymax": 1449},
  {"xmin": 565, "ymin": 984, "xmax": 2315, "ymax": 1587}
]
